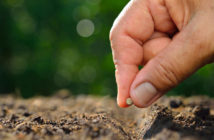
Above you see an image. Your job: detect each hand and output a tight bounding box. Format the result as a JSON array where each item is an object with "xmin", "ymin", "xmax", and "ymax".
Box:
[{"xmin": 110, "ymin": 0, "xmax": 214, "ymax": 108}]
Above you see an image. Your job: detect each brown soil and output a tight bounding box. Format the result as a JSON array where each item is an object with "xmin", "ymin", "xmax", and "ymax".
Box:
[{"xmin": 0, "ymin": 92, "xmax": 213, "ymax": 140}]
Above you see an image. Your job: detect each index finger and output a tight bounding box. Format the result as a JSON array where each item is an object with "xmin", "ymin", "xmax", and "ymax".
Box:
[{"xmin": 110, "ymin": 0, "xmax": 154, "ymax": 107}]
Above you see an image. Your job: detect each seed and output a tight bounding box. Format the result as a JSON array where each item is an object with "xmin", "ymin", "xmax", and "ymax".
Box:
[{"xmin": 126, "ymin": 98, "xmax": 133, "ymax": 106}]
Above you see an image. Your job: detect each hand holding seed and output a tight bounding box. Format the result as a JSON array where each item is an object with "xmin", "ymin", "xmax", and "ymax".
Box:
[{"xmin": 110, "ymin": 0, "xmax": 214, "ymax": 108}]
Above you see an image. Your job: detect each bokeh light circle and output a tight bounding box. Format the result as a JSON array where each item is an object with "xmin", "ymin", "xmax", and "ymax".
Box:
[{"xmin": 76, "ymin": 19, "xmax": 95, "ymax": 37}]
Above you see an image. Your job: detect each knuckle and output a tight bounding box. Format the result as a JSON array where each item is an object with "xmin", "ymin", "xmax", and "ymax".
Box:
[
  {"xmin": 154, "ymin": 58, "xmax": 180, "ymax": 89},
  {"xmin": 109, "ymin": 20, "xmax": 124, "ymax": 48},
  {"xmin": 109, "ymin": 24, "xmax": 119, "ymax": 42},
  {"xmin": 109, "ymin": 30, "xmax": 117, "ymax": 48},
  {"xmin": 109, "ymin": 30, "xmax": 123, "ymax": 50},
  {"xmin": 109, "ymin": 28, "xmax": 115, "ymax": 42}
]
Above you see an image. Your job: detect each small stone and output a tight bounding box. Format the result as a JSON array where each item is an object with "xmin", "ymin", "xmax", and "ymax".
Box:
[{"xmin": 126, "ymin": 98, "xmax": 133, "ymax": 106}]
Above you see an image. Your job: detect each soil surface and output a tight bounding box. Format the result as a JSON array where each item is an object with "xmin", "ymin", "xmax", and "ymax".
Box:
[{"xmin": 0, "ymin": 91, "xmax": 214, "ymax": 140}]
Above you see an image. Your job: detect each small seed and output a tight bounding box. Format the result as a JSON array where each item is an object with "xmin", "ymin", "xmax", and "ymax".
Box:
[{"xmin": 126, "ymin": 98, "xmax": 133, "ymax": 106}]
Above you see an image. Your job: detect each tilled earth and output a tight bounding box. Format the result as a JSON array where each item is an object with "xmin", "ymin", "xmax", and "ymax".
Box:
[{"xmin": 0, "ymin": 92, "xmax": 213, "ymax": 140}]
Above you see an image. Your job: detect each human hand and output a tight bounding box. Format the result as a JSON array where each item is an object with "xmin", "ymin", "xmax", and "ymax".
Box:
[{"xmin": 110, "ymin": 0, "xmax": 214, "ymax": 108}]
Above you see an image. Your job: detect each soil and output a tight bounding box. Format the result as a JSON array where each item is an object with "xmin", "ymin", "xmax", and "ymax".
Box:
[{"xmin": 0, "ymin": 91, "xmax": 213, "ymax": 140}]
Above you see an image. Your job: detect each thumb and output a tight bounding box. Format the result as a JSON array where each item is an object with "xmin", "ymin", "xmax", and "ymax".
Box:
[{"xmin": 130, "ymin": 18, "xmax": 214, "ymax": 108}]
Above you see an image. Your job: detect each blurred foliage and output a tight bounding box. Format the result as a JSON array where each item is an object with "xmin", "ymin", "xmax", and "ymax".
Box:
[{"xmin": 0, "ymin": 0, "xmax": 213, "ymax": 97}]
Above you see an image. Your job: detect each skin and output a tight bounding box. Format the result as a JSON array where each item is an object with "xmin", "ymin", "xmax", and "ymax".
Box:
[{"xmin": 110, "ymin": 0, "xmax": 214, "ymax": 108}]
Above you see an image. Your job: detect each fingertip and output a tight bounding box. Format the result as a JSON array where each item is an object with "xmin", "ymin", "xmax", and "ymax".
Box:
[
  {"xmin": 118, "ymin": 102, "xmax": 130, "ymax": 108},
  {"xmin": 117, "ymin": 92, "xmax": 131, "ymax": 108},
  {"xmin": 117, "ymin": 97, "xmax": 130, "ymax": 108},
  {"xmin": 115, "ymin": 64, "xmax": 139, "ymax": 108}
]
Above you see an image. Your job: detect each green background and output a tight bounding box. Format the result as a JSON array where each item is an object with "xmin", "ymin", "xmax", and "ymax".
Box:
[{"xmin": 0, "ymin": 0, "xmax": 213, "ymax": 98}]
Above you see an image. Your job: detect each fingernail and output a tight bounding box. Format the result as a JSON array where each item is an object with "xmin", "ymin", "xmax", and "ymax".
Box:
[{"xmin": 132, "ymin": 82, "xmax": 157, "ymax": 106}]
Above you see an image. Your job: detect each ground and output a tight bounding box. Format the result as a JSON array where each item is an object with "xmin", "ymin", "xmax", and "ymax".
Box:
[{"xmin": 0, "ymin": 91, "xmax": 213, "ymax": 140}]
